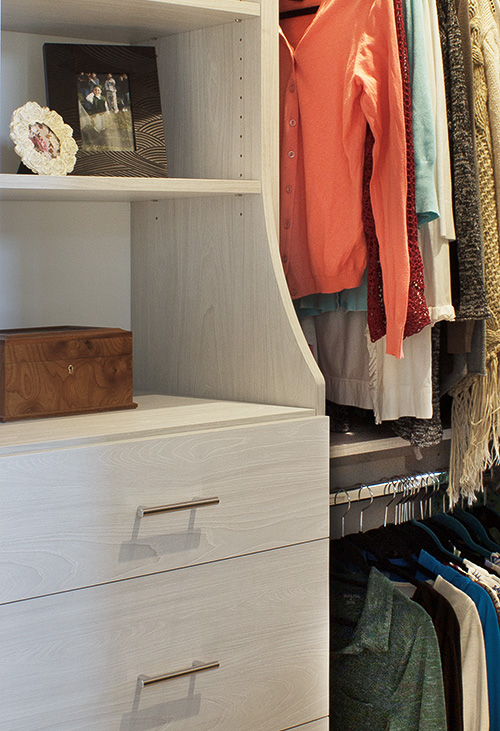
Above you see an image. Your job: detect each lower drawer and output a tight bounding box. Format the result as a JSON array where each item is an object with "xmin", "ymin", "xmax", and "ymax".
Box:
[{"xmin": 0, "ymin": 539, "xmax": 328, "ymax": 731}]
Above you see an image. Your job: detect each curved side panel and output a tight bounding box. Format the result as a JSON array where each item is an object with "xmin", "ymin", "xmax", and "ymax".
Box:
[{"xmin": 132, "ymin": 194, "xmax": 324, "ymax": 412}]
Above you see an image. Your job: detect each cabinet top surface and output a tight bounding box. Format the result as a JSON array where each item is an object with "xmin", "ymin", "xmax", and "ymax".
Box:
[
  {"xmin": 1, "ymin": 0, "xmax": 261, "ymax": 42},
  {"xmin": 0, "ymin": 394, "xmax": 314, "ymax": 456}
]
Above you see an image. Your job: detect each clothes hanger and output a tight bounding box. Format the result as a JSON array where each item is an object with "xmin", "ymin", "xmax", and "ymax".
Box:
[
  {"xmin": 358, "ymin": 485, "xmax": 374, "ymax": 534},
  {"xmin": 453, "ymin": 508, "xmax": 500, "ymax": 552},
  {"xmin": 421, "ymin": 517, "xmax": 487, "ymax": 564},
  {"xmin": 332, "ymin": 488, "xmax": 352, "ymax": 539},
  {"xmin": 279, "ymin": 1, "xmax": 320, "ymax": 21},
  {"xmin": 402, "ymin": 473, "xmax": 465, "ymax": 564},
  {"xmin": 430, "ymin": 513, "xmax": 492, "ymax": 558},
  {"xmin": 407, "ymin": 520, "xmax": 464, "ymax": 563},
  {"xmin": 347, "ymin": 481, "xmax": 439, "ymax": 580}
]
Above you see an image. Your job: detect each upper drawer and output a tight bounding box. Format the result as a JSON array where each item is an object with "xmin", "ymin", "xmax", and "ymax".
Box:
[{"xmin": 0, "ymin": 415, "xmax": 329, "ymax": 603}]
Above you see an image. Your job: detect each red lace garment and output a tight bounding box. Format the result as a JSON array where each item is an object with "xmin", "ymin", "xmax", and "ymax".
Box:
[{"xmin": 365, "ymin": 0, "xmax": 430, "ymax": 341}]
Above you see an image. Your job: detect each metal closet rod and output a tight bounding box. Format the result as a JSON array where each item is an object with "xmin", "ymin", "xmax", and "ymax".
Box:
[{"xmin": 329, "ymin": 470, "xmax": 449, "ymax": 506}]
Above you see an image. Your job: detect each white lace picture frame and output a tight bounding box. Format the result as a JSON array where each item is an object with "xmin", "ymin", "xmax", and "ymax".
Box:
[{"xmin": 10, "ymin": 101, "xmax": 78, "ymax": 175}]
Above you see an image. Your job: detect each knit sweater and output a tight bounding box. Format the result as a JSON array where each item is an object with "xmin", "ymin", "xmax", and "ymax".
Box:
[
  {"xmin": 366, "ymin": 0, "xmax": 430, "ymax": 343},
  {"xmin": 435, "ymin": 0, "xmax": 488, "ymax": 321}
]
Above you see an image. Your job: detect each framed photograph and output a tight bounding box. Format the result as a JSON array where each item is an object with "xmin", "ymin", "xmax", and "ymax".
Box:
[
  {"xmin": 43, "ymin": 44, "xmax": 168, "ymax": 178},
  {"xmin": 10, "ymin": 101, "xmax": 78, "ymax": 176}
]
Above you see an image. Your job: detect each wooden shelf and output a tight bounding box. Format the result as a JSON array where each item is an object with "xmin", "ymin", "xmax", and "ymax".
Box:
[
  {"xmin": 0, "ymin": 175, "xmax": 261, "ymax": 202},
  {"xmin": 1, "ymin": 0, "xmax": 261, "ymax": 42},
  {"xmin": 330, "ymin": 426, "xmax": 452, "ymax": 459}
]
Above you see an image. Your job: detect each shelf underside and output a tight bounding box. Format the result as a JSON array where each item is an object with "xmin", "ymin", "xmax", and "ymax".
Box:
[
  {"xmin": 0, "ymin": 175, "xmax": 261, "ymax": 201},
  {"xmin": 1, "ymin": 0, "xmax": 260, "ymax": 43}
]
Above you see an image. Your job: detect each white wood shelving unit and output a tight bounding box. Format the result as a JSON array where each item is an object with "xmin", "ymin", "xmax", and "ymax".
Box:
[{"xmin": 0, "ymin": 1, "xmax": 330, "ymax": 729}]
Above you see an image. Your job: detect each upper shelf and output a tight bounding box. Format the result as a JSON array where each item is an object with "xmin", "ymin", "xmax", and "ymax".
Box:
[
  {"xmin": 1, "ymin": 0, "xmax": 261, "ymax": 43},
  {"xmin": 0, "ymin": 174, "xmax": 261, "ymax": 201}
]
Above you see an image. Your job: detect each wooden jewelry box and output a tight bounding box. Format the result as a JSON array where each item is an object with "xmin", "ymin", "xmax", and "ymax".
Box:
[{"xmin": 0, "ymin": 326, "xmax": 137, "ymax": 421}]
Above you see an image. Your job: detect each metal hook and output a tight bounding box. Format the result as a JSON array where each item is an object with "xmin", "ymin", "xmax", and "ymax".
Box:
[
  {"xmin": 415, "ymin": 475, "xmax": 427, "ymax": 521},
  {"xmin": 383, "ymin": 480, "xmax": 397, "ymax": 528},
  {"xmin": 394, "ymin": 477, "xmax": 409, "ymax": 525},
  {"xmin": 430, "ymin": 472, "xmax": 441, "ymax": 518},
  {"xmin": 358, "ymin": 485, "xmax": 374, "ymax": 533},
  {"xmin": 420, "ymin": 473, "xmax": 433, "ymax": 520},
  {"xmin": 333, "ymin": 489, "xmax": 352, "ymax": 538},
  {"xmin": 401, "ymin": 476, "xmax": 414, "ymax": 523}
]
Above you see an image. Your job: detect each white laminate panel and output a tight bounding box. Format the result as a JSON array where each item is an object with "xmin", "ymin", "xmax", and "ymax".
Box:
[
  {"xmin": 132, "ymin": 196, "xmax": 325, "ymax": 412},
  {"xmin": 0, "ymin": 416, "xmax": 329, "ymax": 602},
  {"xmin": 0, "ymin": 175, "xmax": 261, "ymax": 201},
  {"xmin": 0, "ymin": 394, "xmax": 313, "ymax": 455},
  {"xmin": 1, "ymin": 0, "xmax": 260, "ymax": 41},
  {"xmin": 0, "ymin": 540, "xmax": 329, "ymax": 731}
]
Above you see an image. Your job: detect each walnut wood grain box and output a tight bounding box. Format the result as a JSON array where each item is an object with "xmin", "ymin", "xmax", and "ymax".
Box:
[{"xmin": 0, "ymin": 326, "xmax": 137, "ymax": 421}]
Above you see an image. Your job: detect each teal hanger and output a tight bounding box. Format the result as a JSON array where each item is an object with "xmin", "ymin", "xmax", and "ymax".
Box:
[
  {"xmin": 432, "ymin": 513, "xmax": 491, "ymax": 558},
  {"xmin": 453, "ymin": 508, "xmax": 500, "ymax": 553},
  {"xmin": 410, "ymin": 519, "xmax": 464, "ymax": 563}
]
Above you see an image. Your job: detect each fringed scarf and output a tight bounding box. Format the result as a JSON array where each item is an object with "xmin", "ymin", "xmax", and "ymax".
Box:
[{"xmin": 448, "ymin": 5, "xmax": 500, "ymax": 502}]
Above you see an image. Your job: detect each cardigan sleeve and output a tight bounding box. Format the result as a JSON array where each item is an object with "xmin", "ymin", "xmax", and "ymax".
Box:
[{"xmin": 353, "ymin": 0, "xmax": 410, "ymax": 357}]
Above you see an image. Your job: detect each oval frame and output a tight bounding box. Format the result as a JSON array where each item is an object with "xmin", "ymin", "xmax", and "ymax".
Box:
[{"xmin": 10, "ymin": 101, "xmax": 78, "ymax": 176}]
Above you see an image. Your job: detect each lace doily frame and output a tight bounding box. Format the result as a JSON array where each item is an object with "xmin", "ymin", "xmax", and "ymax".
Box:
[{"xmin": 10, "ymin": 101, "xmax": 78, "ymax": 176}]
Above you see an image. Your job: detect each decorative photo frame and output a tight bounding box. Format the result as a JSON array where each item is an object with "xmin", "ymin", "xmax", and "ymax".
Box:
[
  {"xmin": 10, "ymin": 101, "xmax": 78, "ymax": 176},
  {"xmin": 43, "ymin": 44, "xmax": 168, "ymax": 178}
]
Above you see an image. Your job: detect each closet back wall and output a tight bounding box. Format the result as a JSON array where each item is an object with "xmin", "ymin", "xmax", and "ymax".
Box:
[{"xmin": 0, "ymin": 31, "xmax": 131, "ymax": 330}]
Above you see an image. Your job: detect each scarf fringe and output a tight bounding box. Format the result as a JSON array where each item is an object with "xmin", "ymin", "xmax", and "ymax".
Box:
[{"xmin": 449, "ymin": 350, "xmax": 500, "ymax": 503}]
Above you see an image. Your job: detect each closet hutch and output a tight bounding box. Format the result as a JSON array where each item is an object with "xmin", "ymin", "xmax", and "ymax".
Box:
[{"xmin": 0, "ymin": 0, "xmax": 330, "ymax": 729}]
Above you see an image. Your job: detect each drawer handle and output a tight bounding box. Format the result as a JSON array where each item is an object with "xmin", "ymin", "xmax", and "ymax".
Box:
[
  {"xmin": 138, "ymin": 661, "xmax": 220, "ymax": 687},
  {"xmin": 137, "ymin": 497, "xmax": 220, "ymax": 517}
]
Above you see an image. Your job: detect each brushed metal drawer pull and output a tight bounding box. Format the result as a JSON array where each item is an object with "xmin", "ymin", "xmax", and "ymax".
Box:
[
  {"xmin": 138, "ymin": 661, "xmax": 220, "ymax": 687},
  {"xmin": 137, "ymin": 497, "xmax": 220, "ymax": 517}
]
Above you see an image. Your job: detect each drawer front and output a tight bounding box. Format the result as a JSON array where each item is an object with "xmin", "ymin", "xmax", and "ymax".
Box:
[
  {"xmin": 0, "ymin": 540, "xmax": 329, "ymax": 731},
  {"xmin": 0, "ymin": 416, "xmax": 329, "ymax": 602}
]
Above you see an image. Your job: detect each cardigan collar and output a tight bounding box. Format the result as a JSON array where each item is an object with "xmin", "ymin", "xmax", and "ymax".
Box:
[{"xmin": 334, "ymin": 567, "xmax": 393, "ymax": 656}]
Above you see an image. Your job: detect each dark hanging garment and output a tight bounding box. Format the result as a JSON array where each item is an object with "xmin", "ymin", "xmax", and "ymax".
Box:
[{"xmin": 411, "ymin": 581, "xmax": 464, "ymax": 731}]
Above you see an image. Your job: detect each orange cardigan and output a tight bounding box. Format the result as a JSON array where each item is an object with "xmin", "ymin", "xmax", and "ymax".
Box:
[{"xmin": 280, "ymin": 0, "xmax": 409, "ymax": 358}]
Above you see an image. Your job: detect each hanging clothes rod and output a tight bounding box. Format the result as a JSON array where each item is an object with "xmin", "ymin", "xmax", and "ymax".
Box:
[{"xmin": 329, "ymin": 471, "xmax": 449, "ymax": 506}]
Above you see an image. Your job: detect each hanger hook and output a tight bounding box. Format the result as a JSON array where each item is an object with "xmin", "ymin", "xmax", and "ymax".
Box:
[
  {"xmin": 395, "ymin": 476, "xmax": 411, "ymax": 525},
  {"xmin": 358, "ymin": 485, "xmax": 374, "ymax": 533},
  {"xmin": 333, "ymin": 488, "xmax": 351, "ymax": 538},
  {"xmin": 383, "ymin": 479, "xmax": 397, "ymax": 527}
]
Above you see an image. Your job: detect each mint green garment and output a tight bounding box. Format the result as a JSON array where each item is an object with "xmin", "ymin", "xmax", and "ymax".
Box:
[
  {"xmin": 402, "ymin": 0, "xmax": 439, "ymax": 225},
  {"xmin": 331, "ymin": 567, "xmax": 447, "ymax": 731},
  {"xmin": 294, "ymin": 270, "xmax": 368, "ymax": 318}
]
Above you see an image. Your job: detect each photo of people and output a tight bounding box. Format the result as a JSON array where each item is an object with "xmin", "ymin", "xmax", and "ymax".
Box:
[
  {"xmin": 28, "ymin": 122, "xmax": 61, "ymax": 160},
  {"xmin": 77, "ymin": 71, "xmax": 135, "ymax": 152}
]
